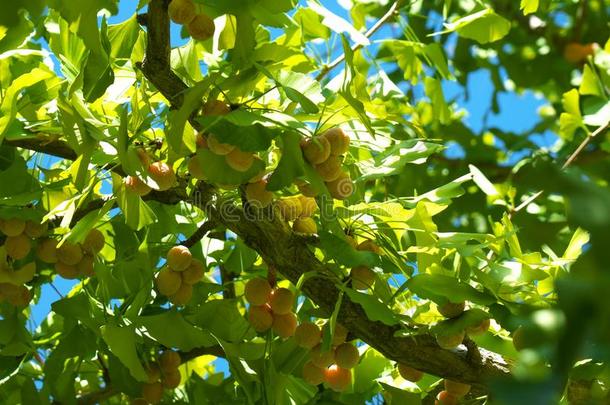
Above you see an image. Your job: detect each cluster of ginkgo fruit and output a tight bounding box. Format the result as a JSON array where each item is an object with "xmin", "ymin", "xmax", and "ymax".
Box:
[
  {"xmin": 155, "ymin": 245, "xmax": 206, "ymax": 305},
  {"xmin": 168, "ymin": 0, "xmax": 215, "ymax": 41},
  {"xmin": 124, "ymin": 148, "xmax": 177, "ymax": 196},
  {"xmin": 131, "ymin": 350, "xmax": 182, "ymax": 405},
  {"xmin": 396, "ymin": 362, "xmax": 472, "ymax": 405},
  {"xmin": 244, "ymin": 278, "xmax": 298, "ymax": 338},
  {"xmin": 347, "ymin": 237, "xmax": 381, "ymax": 291},
  {"xmin": 273, "ymin": 195, "xmax": 319, "ymax": 233},
  {"xmin": 37, "ymin": 229, "xmax": 105, "ymax": 279}
]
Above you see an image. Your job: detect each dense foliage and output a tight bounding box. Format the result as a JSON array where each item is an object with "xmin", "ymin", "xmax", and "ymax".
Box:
[{"xmin": 0, "ymin": 0, "xmax": 609, "ymax": 403}]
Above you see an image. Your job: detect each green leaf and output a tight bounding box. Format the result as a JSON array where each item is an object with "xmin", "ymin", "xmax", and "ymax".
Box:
[
  {"xmin": 114, "ymin": 173, "xmax": 157, "ymax": 230},
  {"xmin": 136, "ymin": 311, "xmax": 217, "ymax": 351},
  {"xmin": 186, "ymin": 299, "xmax": 253, "ymax": 343},
  {"xmin": 431, "ymin": 308, "xmax": 490, "ymax": 336},
  {"xmin": 319, "ymin": 231, "xmax": 380, "ymax": 268},
  {"xmin": 344, "ymin": 289, "xmax": 399, "ymax": 326},
  {"xmin": 407, "ymin": 274, "xmax": 495, "ymax": 305},
  {"xmin": 440, "ymin": 9, "xmax": 511, "ymax": 44},
  {"xmin": 469, "ymin": 164, "xmax": 499, "ymax": 196},
  {"xmin": 192, "ymin": 148, "xmax": 266, "ymax": 186},
  {"xmin": 520, "ymin": 0, "xmax": 539, "ymax": 15},
  {"xmin": 579, "ymin": 64, "xmax": 604, "ymax": 96},
  {"xmin": 307, "ymin": 0, "xmax": 369, "ymax": 46},
  {"xmin": 424, "ymin": 76, "xmax": 451, "ymax": 124},
  {"xmin": 562, "ymin": 228, "xmax": 590, "ymax": 261},
  {"xmin": 0, "ymin": 153, "xmax": 41, "ymax": 205},
  {"xmin": 267, "ymin": 132, "xmax": 306, "ymax": 191},
  {"xmin": 167, "ymin": 80, "xmax": 209, "ymax": 154},
  {"xmin": 100, "ymin": 324, "xmax": 148, "ymax": 382},
  {"xmin": 107, "ymin": 14, "xmax": 142, "ymax": 60},
  {"xmin": 293, "ymin": 8, "xmax": 330, "ymax": 39}
]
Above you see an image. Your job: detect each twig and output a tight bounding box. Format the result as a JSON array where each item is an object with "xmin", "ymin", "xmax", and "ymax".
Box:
[
  {"xmin": 181, "ymin": 220, "xmax": 216, "ymax": 248},
  {"xmin": 314, "ymin": 1, "xmax": 403, "ymax": 81},
  {"xmin": 220, "ymin": 265, "xmax": 236, "ymax": 299}
]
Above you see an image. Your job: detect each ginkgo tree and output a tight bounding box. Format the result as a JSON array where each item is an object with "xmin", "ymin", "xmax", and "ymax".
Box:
[{"xmin": 0, "ymin": 0, "xmax": 609, "ymax": 404}]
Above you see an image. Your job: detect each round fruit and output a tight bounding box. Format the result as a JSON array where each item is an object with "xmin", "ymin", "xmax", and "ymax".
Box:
[
  {"xmin": 512, "ymin": 326, "xmax": 527, "ymax": 351},
  {"xmin": 275, "ymin": 198, "xmax": 302, "ymax": 221},
  {"xmin": 168, "ymin": 0, "xmax": 196, "ymax": 25},
  {"xmin": 156, "ymin": 267, "xmax": 182, "ymax": 296},
  {"xmin": 324, "ymin": 365, "xmax": 351, "ymax": 392},
  {"xmin": 36, "ymin": 238, "xmax": 58, "ymax": 263},
  {"xmin": 207, "ymin": 134, "xmax": 235, "ymax": 155},
  {"xmin": 146, "ymin": 363, "xmax": 161, "ymax": 383},
  {"xmin": 294, "ymin": 322, "xmax": 322, "ymax": 349},
  {"xmin": 0, "ymin": 218, "xmax": 26, "ymax": 236},
  {"xmin": 397, "ymin": 364, "xmax": 423, "ymax": 382},
  {"xmin": 244, "ymin": 278, "xmax": 272, "ymax": 306},
  {"xmin": 350, "ymin": 266, "xmax": 375, "ymax": 290},
  {"xmin": 466, "ymin": 318, "xmax": 490, "ymax": 336},
  {"xmin": 345, "ymin": 235, "xmax": 358, "ymax": 249},
  {"xmin": 436, "ymin": 390, "xmax": 459, "ymax": 405},
  {"xmin": 272, "ymin": 312, "xmax": 298, "ymax": 338},
  {"xmin": 166, "ymin": 245, "xmax": 192, "ymax": 271},
  {"xmin": 55, "ymin": 262, "xmax": 79, "ymax": 279},
  {"xmin": 269, "ymin": 287, "xmax": 294, "ymax": 314},
  {"xmin": 564, "ymin": 42, "xmax": 596, "ymax": 63},
  {"xmin": 302, "ymin": 137, "xmax": 331, "ymax": 165},
  {"xmin": 302, "ymin": 361, "xmax": 325, "ymax": 385},
  {"xmin": 297, "ymin": 181, "xmax": 319, "ymax": 197},
  {"xmin": 11, "ymin": 262, "xmax": 36, "ymax": 284},
  {"xmin": 188, "ymin": 156, "xmax": 207, "ymax": 180},
  {"xmin": 6, "ymin": 285, "xmax": 31, "ymax": 307},
  {"xmin": 76, "ymin": 255, "xmax": 95, "ymax": 277},
  {"xmin": 324, "ymin": 323, "xmax": 349, "ymax": 345},
  {"xmin": 169, "ymin": 283, "xmax": 193, "ymax": 306},
  {"xmin": 124, "ymin": 175, "xmax": 151, "ymax": 196},
  {"xmin": 436, "ymin": 331, "xmax": 465, "ymax": 350},
  {"xmin": 298, "ymin": 196, "xmax": 317, "ymax": 217},
  {"xmin": 438, "ymin": 301, "xmax": 466, "ymax": 319},
  {"xmin": 248, "ymin": 305, "xmax": 273, "ymax": 332},
  {"xmin": 322, "ymin": 127, "xmax": 350, "ymax": 155},
  {"xmin": 310, "ymin": 345, "xmax": 335, "ymax": 368},
  {"xmin": 195, "ymin": 132, "xmax": 208, "ymax": 149},
  {"xmin": 159, "ymin": 351, "xmax": 181, "ymax": 373},
  {"xmin": 202, "ymin": 99, "xmax": 230, "ymax": 116},
  {"xmin": 5, "ymin": 234, "xmax": 31, "ymax": 260},
  {"xmin": 187, "ymin": 13, "xmax": 215, "ymax": 41},
  {"xmin": 226, "ymin": 148, "xmax": 254, "ymax": 172},
  {"xmin": 148, "ymin": 162, "xmax": 176, "ymax": 191},
  {"xmin": 142, "ymin": 382, "xmax": 163, "ymax": 404},
  {"xmin": 181, "ymin": 259, "xmax": 205, "ymax": 285},
  {"xmin": 357, "ymin": 240, "xmax": 381, "ymax": 254},
  {"xmin": 57, "ymin": 242, "xmax": 83, "ymax": 266},
  {"xmin": 245, "ymin": 180, "xmax": 273, "ymax": 208},
  {"xmin": 162, "ymin": 368, "xmax": 181, "ymax": 389},
  {"xmin": 334, "ymin": 343, "xmax": 359, "ymax": 369},
  {"xmin": 293, "ymin": 217, "xmax": 317, "ymax": 234},
  {"xmin": 83, "ymin": 229, "xmax": 105, "ymax": 254},
  {"xmin": 444, "ymin": 379, "xmax": 471, "ymax": 397},
  {"xmin": 24, "ymin": 221, "xmax": 48, "ymax": 239},
  {"xmin": 326, "ymin": 173, "xmax": 354, "ymax": 200},
  {"xmin": 316, "ymin": 156, "xmax": 343, "ymax": 182}
]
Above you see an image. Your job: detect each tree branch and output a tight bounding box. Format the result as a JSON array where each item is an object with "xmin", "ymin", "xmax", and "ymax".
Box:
[{"xmin": 181, "ymin": 220, "xmax": 216, "ymax": 248}]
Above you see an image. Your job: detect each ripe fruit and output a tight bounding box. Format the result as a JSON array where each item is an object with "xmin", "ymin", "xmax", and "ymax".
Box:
[
  {"xmin": 438, "ymin": 301, "xmax": 466, "ymax": 319},
  {"xmin": 207, "ymin": 134, "xmax": 235, "ymax": 155},
  {"xmin": 162, "ymin": 369, "xmax": 181, "ymax": 389},
  {"xmin": 272, "ymin": 312, "xmax": 298, "ymax": 338},
  {"xmin": 444, "ymin": 380, "xmax": 471, "ymax": 397},
  {"xmin": 202, "ymin": 100, "xmax": 230, "ymax": 116},
  {"xmin": 326, "ymin": 323, "xmax": 349, "ymax": 345},
  {"xmin": 269, "ymin": 287, "xmax": 294, "ymax": 314},
  {"xmin": 76, "ymin": 255, "xmax": 95, "ymax": 277},
  {"xmin": 302, "ymin": 137, "xmax": 331, "ymax": 165},
  {"xmin": 146, "ymin": 364, "xmax": 161, "ymax": 383},
  {"xmin": 83, "ymin": 229, "xmax": 105, "ymax": 254},
  {"xmin": 57, "ymin": 242, "xmax": 83, "ymax": 266},
  {"xmin": 436, "ymin": 331, "xmax": 465, "ymax": 350},
  {"xmin": 316, "ymin": 156, "xmax": 343, "ymax": 182},
  {"xmin": 436, "ymin": 390, "xmax": 459, "ymax": 405},
  {"xmin": 148, "ymin": 162, "xmax": 176, "ymax": 191},
  {"xmin": 181, "ymin": 259, "xmax": 205, "ymax": 285},
  {"xmin": 169, "ymin": 283, "xmax": 193, "ymax": 306},
  {"xmin": 142, "ymin": 382, "xmax": 164, "ymax": 404},
  {"xmin": 124, "ymin": 175, "xmax": 152, "ymax": 196},
  {"xmin": 310, "ymin": 345, "xmax": 335, "ymax": 368},
  {"xmin": 55, "ymin": 262, "xmax": 79, "ymax": 279},
  {"xmin": 156, "ymin": 267, "xmax": 182, "ymax": 296},
  {"xmin": 248, "ymin": 305, "xmax": 273, "ymax": 332},
  {"xmin": 6, "ymin": 285, "xmax": 31, "ymax": 307},
  {"xmin": 397, "ymin": 364, "xmax": 424, "ymax": 382},
  {"xmin": 357, "ymin": 240, "xmax": 381, "ymax": 254},
  {"xmin": 298, "ymin": 196, "xmax": 317, "ymax": 217},
  {"xmin": 187, "ymin": 156, "xmax": 206, "ymax": 180},
  {"xmin": 275, "ymin": 198, "xmax": 302, "ymax": 221},
  {"xmin": 322, "ymin": 127, "xmax": 350, "ymax": 155},
  {"xmin": 5, "ymin": 234, "xmax": 31, "ymax": 260},
  {"xmin": 244, "ymin": 278, "xmax": 272, "ymax": 306},
  {"xmin": 245, "ymin": 180, "xmax": 273, "ymax": 208},
  {"xmin": 187, "ymin": 13, "xmax": 215, "ymax": 41},
  {"xmin": 512, "ymin": 326, "xmax": 527, "ymax": 351},
  {"xmin": 293, "ymin": 217, "xmax": 317, "ymax": 234},
  {"xmin": 350, "ymin": 266, "xmax": 375, "ymax": 290},
  {"xmin": 226, "ymin": 148, "xmax": 254, "ymax": 172},
  {"xmin": 195, "ymin": 133, "xmax": 208, "ymax": 149},
  {"xmin": 302, "ymin": 361, "xmax": 325, "ymax": 385},
  {"xmin": 294, "ymin": 322, "xmax": 322, "ymax": 349},
  {"xmin": 24, "ymin": 221, "xmax": 48, "ymax": 239},
  {"xmin": 326, "ymin": 172, "xmax": 354, "ymax": 200},
  {"xmin": 466, "ymin": 318, "xmax": 490, "ymax": 336},
  {"xmin": 334, "ymin": 343, "xmax": 359, "ymax": 369},
  {"xmin": 564, "ymin": 42, "xmax": 596, "ymax": 63},
  {"xmin": 36, "ymin": 238, "xmax": 58, "ymax": 263},
  {"xmin": 324, "ymin": 365, "xmax": 351, "ymax": 392},
  {"xmin": 0, "ymin": 218, "xmax": 26, "ymax": 236},
  {"xmin": 159, "ymin": 351, "xmax": 181, "ymax": 373},
  {"xmin": 166, "ymin": 245, "xmax": 192, "ymax": 271},
  {"xmin": 168, "ymin": 0, "xmax": 196, "ymax": 25},
  {"xmin": 11, "ymin": 262, "xmax": 36, "ymax": 284}
]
